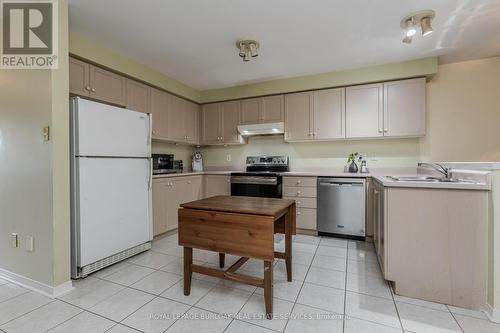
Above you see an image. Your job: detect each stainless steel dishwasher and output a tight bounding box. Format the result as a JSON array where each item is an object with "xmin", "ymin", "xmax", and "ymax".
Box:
[{"xmin": 317, "ymin": 177, "xmax": 366, "ymax": 239}]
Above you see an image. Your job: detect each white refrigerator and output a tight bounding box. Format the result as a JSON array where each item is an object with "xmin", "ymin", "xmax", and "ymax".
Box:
[{"xmin": 70, "ymin": 97, "xmax": 152, "ymax": 278}]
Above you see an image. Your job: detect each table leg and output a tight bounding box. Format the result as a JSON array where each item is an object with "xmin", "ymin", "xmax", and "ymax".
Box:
[
  {"xmin": 264, "ymin": 260, "xmax": 273, "ymax": 319},
  {"xmin": 219, "ymin": 253, "xmax": 225, "ymax": 268},
  {"xmin": 184, "ymin": 247, "xmax": 193, "ymax": 296},
  {"xmin": 285, "ymin": 209, "xmax": 293, "ymax": 282}
]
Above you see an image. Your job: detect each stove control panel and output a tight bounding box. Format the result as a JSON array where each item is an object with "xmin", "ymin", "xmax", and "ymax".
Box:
[{"xmin": 246, "ymin": 155, "xmax": 289, "ymax": 166}]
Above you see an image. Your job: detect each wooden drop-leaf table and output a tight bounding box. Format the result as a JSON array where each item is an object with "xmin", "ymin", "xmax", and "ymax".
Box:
[{"xmin": 178, "ymin": 195, "xmax": 296, "ymax": 319}]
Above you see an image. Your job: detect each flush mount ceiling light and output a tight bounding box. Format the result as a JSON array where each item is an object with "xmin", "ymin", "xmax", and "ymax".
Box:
[
  {"xmin": 236, "ymin": 40, "xmax": 259, "ymax": 62},
  {"xmin": 400, "ymin": 10, "xmax": 435, "ymax": 44}
]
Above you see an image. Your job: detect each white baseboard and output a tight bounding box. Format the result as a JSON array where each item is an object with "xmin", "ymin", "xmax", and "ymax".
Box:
[
  {"xmin": 483, "ymin": 303, "xmax": 500, "ymax": 323},
  {"xmin": 0, "ymin": 268, "xmax": 74, "ymax": 298}
]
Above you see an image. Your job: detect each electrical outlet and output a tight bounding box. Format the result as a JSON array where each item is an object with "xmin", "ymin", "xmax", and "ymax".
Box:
[
  {"xmin": 26, "ymin": 236, "xmax": 34, "ymax": 252},
  {"xmin": 226, "ymin": 154, "xmax": 231, "ymax": 162},
  {"xmin": 10, "ymin": 233, "xmax": 18, "ymax": 248}
]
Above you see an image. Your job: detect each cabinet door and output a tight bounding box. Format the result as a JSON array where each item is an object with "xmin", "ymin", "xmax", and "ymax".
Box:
[
  {"xmin": 201, "ymin": 103, "xmax": 221, "ymax": 144},
  {"xmin": 345, "ymin": 83, "xmax": 383, "ymax": 138},
  {"xmin": 204, "ymin": 175, "xmax": 230, "ymax": 198},
  {"xmin": 150, "ymin": 88, "xmax": 170, "ymax": 139},
  {"xmin": 166, "ymin": 179, "xmax": 188, "ymax": 231},
  {"xmin": 69, "ymin": 57, "xmax": 90, "ymax": 96},
  {"xmin": 314, "ymin": 88, "xmax": 345, "ymax": 139},
  {"xmin": 240, "ymin": 98, "xmax": 262, "ymax": 125},
  {"xmin": 152, "ymin": 179, "xmax": 168, "ymax": 236},
  {"xmin": 89, "ymin": 65, "xmax": 126, "ymax": 106},
  {"xmin": 285, "ymin": 92, "xmax": 313, "ymax": 141},
  {"xmin": 126, "ymin": 79, "xmax": 150, "ymax": 114},
  {"xmin": 221, "ymin": 101, "xmax": 241, "ymax": 144},
  {"xmin": 185, "ymin": 101, "xmax": 199, "ymax": 144},
  {"xmin": 168, "ymin": 95, "xmax": 186, "ymax": 141},
  {"xmin": 186, "ymin": 176, "xmax": 203, "ymax": 201},
  {"xmin": 262, "ymin": 95, "xmax": 284, "ymax": 123},
  {"xmin": 383, "ymin": 78, "xmax": 426, "ymax": 137}
]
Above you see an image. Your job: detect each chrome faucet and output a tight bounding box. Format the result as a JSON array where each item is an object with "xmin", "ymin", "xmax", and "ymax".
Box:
[{"xmin": 418, "ymin": 162, "xmax": 451, "ymax": 178}]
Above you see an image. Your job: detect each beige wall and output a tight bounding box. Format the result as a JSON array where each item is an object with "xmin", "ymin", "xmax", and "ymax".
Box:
[
  {"xmin": 0, "ymin": 0, "xmax": 70, "ymax": 289},
  {"xmin": 201, "ymin": 136, "xmax": 420, "ymax": 171},
  {"xmin": 421, "ymin": 57, "xmax": 500, "ymax": 162}
]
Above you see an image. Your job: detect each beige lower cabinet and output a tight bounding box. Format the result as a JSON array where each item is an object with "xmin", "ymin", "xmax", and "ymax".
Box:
[
  {"xmin": 283, "ymin": 176, "xmax": 317, "ymax": 231},
  {"xmin": 203, "ymin": 175, "xmax": 230, "ymax": 198},
  {"xmin": 152, "ymin": 175, "xmax": 202, "ymax": 236},
  {"xmin": 372, "ymin": 180, "xmax": 488, "ymax": 309}
]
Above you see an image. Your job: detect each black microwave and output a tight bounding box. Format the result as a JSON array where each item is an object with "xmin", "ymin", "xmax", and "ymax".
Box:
[{"xmin": 152, "ymin": 154, "xmax": 174, "ymax": 171}]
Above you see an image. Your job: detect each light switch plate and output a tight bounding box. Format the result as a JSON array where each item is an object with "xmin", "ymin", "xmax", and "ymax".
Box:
[
  {"xmin": 42, "ymin": 126, "xmax": 50, "ymax": 142},
  {"xmin": 26, "ymin": 236, "xmax": 34, "ymax": 252},
  {"xmin": 10, "ymin": 233, "xmax": 18, "ymax": 248}
]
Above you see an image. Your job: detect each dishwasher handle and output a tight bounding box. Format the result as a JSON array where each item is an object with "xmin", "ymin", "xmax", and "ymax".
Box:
[{"xmin": 318, "ymin": 181, "xmax": 364, "ymax": 187}]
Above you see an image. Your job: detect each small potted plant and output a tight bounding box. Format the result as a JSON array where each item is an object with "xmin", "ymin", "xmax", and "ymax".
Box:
[{"xmin": 347, "ymin": 152, "xmax": 359, "ymax": 173}]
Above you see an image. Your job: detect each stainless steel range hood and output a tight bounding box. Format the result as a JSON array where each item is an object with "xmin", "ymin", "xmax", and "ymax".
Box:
[{"xmin": 237, "ymin": 122, "xmax": 284, "ymax": 136}]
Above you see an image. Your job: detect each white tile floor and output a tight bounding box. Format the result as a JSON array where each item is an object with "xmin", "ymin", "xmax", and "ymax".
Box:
[{"xmin": 0, "ymin": 234, "xmax": 499, "ymax": 332}]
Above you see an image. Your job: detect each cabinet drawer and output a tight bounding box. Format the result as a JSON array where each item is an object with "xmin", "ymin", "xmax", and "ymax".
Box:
[
  {"xmin": 283, "ymin": 176, "xmax": 317, "ymax": 187},
  {"xmin": 296, "ymin": 208, "xmax": 317, "ymax": 230},
  {"xmin": 283, "ymin": 197, "xmax": 317, "ymax": 209},
  {"xmin": 283, "ymin": 186, "xmax": 317, "ymax": 198}
]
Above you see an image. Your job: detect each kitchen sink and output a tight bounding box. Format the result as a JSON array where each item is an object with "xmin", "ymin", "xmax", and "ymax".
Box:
[{"xmin": 387, "ymin": 176, "xmax": 463, "ymax": 183}]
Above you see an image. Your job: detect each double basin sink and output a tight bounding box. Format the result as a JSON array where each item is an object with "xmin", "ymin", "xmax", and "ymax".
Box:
[{"xmin": 387, "ymin": 176, "xmax": 468, "ymax": 183}]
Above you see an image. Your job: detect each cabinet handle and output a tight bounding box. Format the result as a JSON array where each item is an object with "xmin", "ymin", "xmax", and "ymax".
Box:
[
  {"xmin": 187, "ymin": 181, "xmax": 191, "ymax": 184},
  {"xmin": 85, "ymin": 86, "xmax": 91, "ymax": 91},
  {"xmin": 297, "ymin": 201, "xmax": 301, "ymax": 205},
  {"xmin": 297, "ymin": 191, "xmax": 301, "ymax": 195},
  {"xmin": 297, "ymin": 212, "xmax": 301, "ymax": 215},
  {"xmin": 297, "ymin": 180, "xmax": 301, "ymax": 184},
  {"xmin": 91, "ymin": 88, "xmax": 96, "ymax": 92}
]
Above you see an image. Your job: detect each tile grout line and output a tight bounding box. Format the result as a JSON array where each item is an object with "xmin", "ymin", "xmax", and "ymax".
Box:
[
  {"xmin": 0, "ymin": 296, "xmax": 57, "ymax": 328},
  {"xmin": 0, "ymin": 288, "xmax": 31, "ymax": 305},
  {"xmin": 41, "ymin": 309, "xmax": 84, "ymax": 333},
  {"xmin": 389, "ymin": 281, "xmax": 405, "ymax": 331},
  {"xmin": 342, "ymin": 241, "xmax": 349, "ymax": 333},
  {"xmin": 447, "ymin": 305, "xmax": 467, "ymax": 333},
  {"xmin": 282, "ymin": 237, "xmax": 321, "ymax": 333}
]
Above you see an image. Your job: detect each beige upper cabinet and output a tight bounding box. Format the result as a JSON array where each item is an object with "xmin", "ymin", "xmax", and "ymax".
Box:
[
  {"xmin": 126, "ymin": 79, "xmax": 150, "ymax": 113},
  {"xmin": 168, "ymin": 95, "xmax": 186, "ymax": 141},
  {"xmin": 383, "ymin": 78, "xmax": 426, "ymax": 137},
  {"xmin": 313, "ymin": 88, "xmax": 346, "ymax": 140},
  {"xmin": 285, "ymin": 92, "xmax": 314, "ymax": 141},
  {"xmin": 89, "ymin": 65, "xmax": 126, "ymax": 106},
  {"xmin": 150, "ymin": 88, "xmax": 170, "ymax": 140},
  {"xmin": 69, "ymin": 58, "xmax": 126, "ymax": 106},
  {"xmin": 185, "ymin": 101, "xmax": 200, "ymax": 144},
  {"xmin": 201, "ymin": 103, "xmax": 221, "ymax": 144},
  {"xmin": 262, "ymin": 95, "xmax": 284, "ymax": 122},
  {"xmin": 345, "ymin": 83, "xmax": 384, "ymax": 138},
  {"xmin": 201, "ymin": 101, "xmax": 242, "ymax": 145},
  {"xmin": 69, "ymin": 57, "xmax": 90, "ymax": 97},
  {"xmin": 240, "ymin": 98, "xmax": 261, "ymax": 124},
  {"xmin": 221, "ymin": 101, "xmax": 241, "ymax": 144},
  {"xmin": 240, "ymin": 95, "xmax": 284, "ymax": 125}
]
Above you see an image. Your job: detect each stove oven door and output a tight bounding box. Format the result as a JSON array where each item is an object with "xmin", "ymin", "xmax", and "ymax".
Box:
[{"xmin": 230, "ymin": 176, "xmax": 282, "ymax": 198}]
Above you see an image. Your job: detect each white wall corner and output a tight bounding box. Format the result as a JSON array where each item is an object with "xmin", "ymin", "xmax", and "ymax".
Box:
[
  {"xmin": 483, "ymin": 303, "xmax": 500, "ymax": 323},
  {"xmin": 0, "ymin": 269, "xmax": 74, "ymax": 299}
]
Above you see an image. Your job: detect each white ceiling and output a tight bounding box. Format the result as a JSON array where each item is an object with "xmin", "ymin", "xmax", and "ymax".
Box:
[{"xmin": 68, "ymin": 0, "xmax": 500, "ymax": 90}]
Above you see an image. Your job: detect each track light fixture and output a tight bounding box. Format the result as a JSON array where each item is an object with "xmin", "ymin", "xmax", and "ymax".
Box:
[
  {"xmin": 236, "ymin": 40, "xmax": 259, "ymax": 62},
  {"xmin": 400, "ymin": 10, "xmax": 435, "ymax": 44}
]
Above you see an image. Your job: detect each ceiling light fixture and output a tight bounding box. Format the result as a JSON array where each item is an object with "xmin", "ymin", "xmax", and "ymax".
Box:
[
  {"xmin": 236, "ymin": 40, "xmax": 259, "ymax": 62},
  {"xmin": 400, "ymin": 10, "xmax": 435, "ymax": 44}
]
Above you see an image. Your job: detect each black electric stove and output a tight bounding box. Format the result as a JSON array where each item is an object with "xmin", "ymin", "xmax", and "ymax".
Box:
[{"xmin": 230, "ymin": 156, "xmax": 289, "ymax": 198}]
